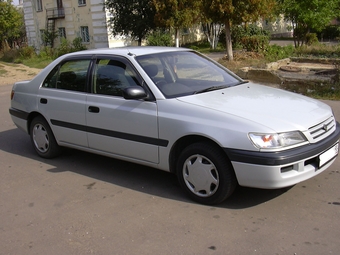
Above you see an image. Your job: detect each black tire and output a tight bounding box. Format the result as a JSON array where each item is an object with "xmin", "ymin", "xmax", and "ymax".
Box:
[
  {"xmin": 176, "ymin": 142, "xmax": 237, "ymax": 205},
  {"xmin": 30, "ymin": 116, "xmax": 61, "ymax": 158}
]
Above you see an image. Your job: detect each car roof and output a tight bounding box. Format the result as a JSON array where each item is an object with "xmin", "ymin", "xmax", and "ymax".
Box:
[{"xmin": 63, "ymin": 46, "xmax": 191, "ymax": 58}]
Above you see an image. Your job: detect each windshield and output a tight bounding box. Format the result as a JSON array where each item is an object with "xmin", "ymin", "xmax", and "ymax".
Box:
[{"xmin": 136, "ymin": 51, "xmax": 243, "ymax": 98}]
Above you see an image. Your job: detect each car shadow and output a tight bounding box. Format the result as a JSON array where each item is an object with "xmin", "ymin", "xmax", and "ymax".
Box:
[{"xmin": 0, "ymin": 128, "xmax": 293, "ymax": 209}]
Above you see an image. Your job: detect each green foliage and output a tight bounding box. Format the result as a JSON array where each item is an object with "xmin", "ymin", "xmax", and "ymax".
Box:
[
  {"xmin": 153, "ymin": 0, "xmax": 201, "ymax": 29},
  {"xmin": 20, "ymin": 56, "xmax": 53, "ymax": 69},
  {"xmin": 264, "ymin": 44, "xmax": 295, "ymax": 62},
  {"xmin": 18, "ymin": 46, "xmax": 36, "ymax": 59},
  {"xmin": 72, "ymin": 37, "xmax": 87, "ymax": 51},
  {"xmin": 39, "ymin": 46, "xmax": 54, "ymax": 58},
  {"xmin": 54, "ymin": 37, "xmax": 87, "ymax": 58},
  {"xmin": 41, "ymin": 30, "xmax": 59, "ymax": 47},
  {"xmin": 55, "ymin": 38, "xmax": 71, "ymax": 57},
  {"xmin": 1, "ymin": 48, "xmax": 20, "ymax": 62},
  {"xmin": 281, "ymin": 0, "xmax": 340, "ymax": 47},
  {"xmin": 182, "ymin": 40, "xmax": 223, "ymax": 53},
  {"xmin": 295, "ymin": 44, "xmax": 340, "ymax": 58},
  {"xmin": 314, "ymin": 25, "xmax": 340, "ymax": 41},
  {"xmin": 231, "ymin": 24, "xmax": 270, "ymax": 43},
  {"xmin": 146, "ymin": 30, "xmax": 172, "ymax": 46},
  {"xmin": 305, "ymin": 33, "xmax": 319, "ymax": 46},
  {"xmin": 240, "ymin": 35, "xmax": 270, "ymax": 52},
  {"xmin": 105, "ymin": 0, "xmax": 157, "ymax": 45},
  {"xmin": 220, "ymin": 24, "xmax": 271, "ymax": 52},
  {"xmin": 202, "ymin": 0, "xmax": 277, "ymax": 60},
  {"xmin": 0, "ymin": 0, "xmax": 25, "ymax": 50},
  {"xmin": 153, "ymin": 0, "xmax": 201, "ymax": 46}
]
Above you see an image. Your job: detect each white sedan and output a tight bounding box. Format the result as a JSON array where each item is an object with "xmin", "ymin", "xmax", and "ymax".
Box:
[{"xmin": 9, "ymin": 47, "xmax": 340, "ymax": 204}]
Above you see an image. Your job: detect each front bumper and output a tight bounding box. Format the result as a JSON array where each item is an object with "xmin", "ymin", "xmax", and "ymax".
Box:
[{"xmin": 224, "ymin": 122, "xmax": 340, "ymax": 188}]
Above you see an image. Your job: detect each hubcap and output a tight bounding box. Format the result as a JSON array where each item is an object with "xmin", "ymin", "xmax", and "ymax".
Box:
[
  {"xmin": 182, "ymin": 154, "xmax": 219, "ymax": 197},
  {"xmin": 32, "ymin": 123, "xmax": 49, "ymax": 153}
]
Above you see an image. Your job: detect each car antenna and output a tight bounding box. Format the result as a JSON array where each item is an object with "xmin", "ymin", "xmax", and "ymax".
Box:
[{"xmin": 127, "ymin": 49, "xmax": 135, "ymax": 57}]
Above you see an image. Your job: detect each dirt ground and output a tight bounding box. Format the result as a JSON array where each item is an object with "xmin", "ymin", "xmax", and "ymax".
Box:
[{"xmin": 0, "ymin": 62, "xmax": 41, "ymax": 86}]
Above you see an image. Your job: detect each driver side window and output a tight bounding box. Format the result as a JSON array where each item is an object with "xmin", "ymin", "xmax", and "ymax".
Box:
[{"xmin": 93, "ymin": 59, "xmax": 141, "ymax": 97}]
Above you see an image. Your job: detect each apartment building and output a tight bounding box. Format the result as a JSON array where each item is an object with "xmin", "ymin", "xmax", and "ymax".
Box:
[{"xmin": 22, "ymin": 0, "xmax": 133, "ymax": 51}]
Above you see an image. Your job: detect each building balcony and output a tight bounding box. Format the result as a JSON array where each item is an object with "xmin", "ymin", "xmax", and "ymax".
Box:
[{"xmin": 46, "ymin": 7, "xmax": 65, "ymax": 20}]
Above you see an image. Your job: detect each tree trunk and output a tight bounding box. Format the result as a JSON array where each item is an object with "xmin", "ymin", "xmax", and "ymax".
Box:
[
  {"xmin": 138, "ymin": 37, "xmax": 142, "ymax": 46},
  {"xmin": 175, "ymin": 28, "xmax": 180, "ymax": 47},
  {"xmin": 224, "ymin": 18, "xmax": 233, "ymax": 61}
]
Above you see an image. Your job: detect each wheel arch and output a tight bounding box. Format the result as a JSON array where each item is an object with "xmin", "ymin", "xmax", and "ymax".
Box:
[
  {"xmin": 27, "ymin": 112, "xmax": 47, "ymax": 135},
  {"xmin": 169, "ymin": 135, "xmax": 232, "ymax": 174}
]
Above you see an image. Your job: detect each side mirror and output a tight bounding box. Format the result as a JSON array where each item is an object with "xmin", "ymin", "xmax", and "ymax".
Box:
[{"xmin": 123, "ymin": 86, "xmax": 147, "ymax": 100}]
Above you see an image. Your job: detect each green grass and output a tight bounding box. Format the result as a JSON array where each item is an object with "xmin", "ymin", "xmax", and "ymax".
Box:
[
  {"xmin": 0, "ymin": 69, "xmax": 8, "ymax": 76},
  {"xmin": 20, "ymin": 57, "xmax": 53, "ymax": 69}
]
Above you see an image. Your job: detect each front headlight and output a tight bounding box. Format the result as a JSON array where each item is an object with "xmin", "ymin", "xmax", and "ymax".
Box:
[{"xmin": 249, "ymin": 131, "xmax": 308, "ymax": 150}]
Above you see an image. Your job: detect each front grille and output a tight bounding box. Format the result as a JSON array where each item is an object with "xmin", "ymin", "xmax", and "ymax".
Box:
[{"xmin": 308, "ymin": 116, "xmax": 336, "ymax": 142}]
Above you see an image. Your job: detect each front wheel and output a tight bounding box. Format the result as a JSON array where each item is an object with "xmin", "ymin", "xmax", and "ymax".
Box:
[
  {"xmin": 30, "ymin": 116, "xmax": 61, "ymax": 158},
  {"xmin": 177, "ymin": 142, "xmax": 237, "ymax": 205}
]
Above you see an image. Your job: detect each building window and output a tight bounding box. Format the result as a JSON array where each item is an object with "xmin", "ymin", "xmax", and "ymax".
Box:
[
  {"xmin": 78, "ymin": 0, "xmax": 86, "ymax": 6},
  {"xmin": 80, "ymin": 26, "xmax": 90, "ymax": 43},
  {"xmin": 59, "ymin": 27, "xmax": 66, "ymax": 41},
  {"xmin": 36, "ymin": 0, "xmax": 42, "ymax": 11}
]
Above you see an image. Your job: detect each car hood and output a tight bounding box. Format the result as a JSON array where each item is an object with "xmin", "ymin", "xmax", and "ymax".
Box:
[{"xmin": 177, "ymin": 83, "xmax": 331, "ymax": 132}]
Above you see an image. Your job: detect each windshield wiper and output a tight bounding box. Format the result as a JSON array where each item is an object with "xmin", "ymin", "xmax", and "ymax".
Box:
[{"xmin": 194, "ymin": 85, "xmax": 230, "ymax": 94}]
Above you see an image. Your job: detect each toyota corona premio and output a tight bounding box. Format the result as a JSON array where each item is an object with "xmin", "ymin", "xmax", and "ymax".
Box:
[{"xmin": 9, "ymin": 47, "xmax": 340, "ymax": 204}]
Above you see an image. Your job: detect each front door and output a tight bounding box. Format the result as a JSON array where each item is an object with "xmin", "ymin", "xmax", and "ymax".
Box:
[{"xmin": 86, "ymin": 57, "xmax": 159, "ymax": 163}]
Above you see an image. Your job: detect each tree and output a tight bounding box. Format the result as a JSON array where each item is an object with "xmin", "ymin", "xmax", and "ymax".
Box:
[
  {"xmin": 105, "ymin": 0, "xmax": 157, "ymax": 46},
  {"xmin": 202, "ymin": 0, "xmax": 277, "ymax": 61},
  {"xmin": 202, "ymin": 23, "xmax": 223, "ymax": 50},
  {"xmin": 152, "ymin": 0, "xmax": 201, "ymax": 47},
  {"xmin": 0, "ymin": 0, "xmax": 25, "ymax": 50},
  {"xmin": 280, "ymin": 0, "xmax": 340, "ymax": 47}
]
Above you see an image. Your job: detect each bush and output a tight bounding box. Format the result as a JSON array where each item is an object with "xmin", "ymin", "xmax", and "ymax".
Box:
[
  {"xmin": 316, "ymin": 25, "xmax": 340, "ymax": 41},
  {"xmin": 1, "ymin": 49, "xmax": 21, "ymax": 62},
  {"xmin": 146, "ymin": 30, "xmax": 172, "ymax": 46},
  {"xmin": 219, "ymin": 24, "xmax": 270, "ymax": 51},
  {"xmin": 19, "ymin": 46, "xmax": 36, "ymax": 59},
  {"xmin": 264, "ymin": 44, "xmax": 295, "ymax": 62},
  {"xmin": 240, "ymin": 35, "xmax": 270, "ymax": 52},
  {"xmin": 54, "ymin": 37, "xmax": 87, "ymax": 58},
  {"xmin": 72, "ymin": 37, "xmax": 87, "ymax": 51},
  {"xmin": 39, "ymin": 46, "xmax": 54, "ymax": 58},
  {"xmin": 305, "ymin": 33, "xmax": 319, "ymax": 46},
  {"xmin": 55, "ymin": 38, "xmax": 71, "ymax": 57}
]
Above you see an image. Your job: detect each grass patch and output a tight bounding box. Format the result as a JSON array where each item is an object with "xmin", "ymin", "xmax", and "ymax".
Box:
[
  {"xmin": 0, "ymin": 69, "xmax": 8, "ymax": 76},
  {"xmin": 20, "ymin": 57, "xmax": 52, "ymax": 69}
]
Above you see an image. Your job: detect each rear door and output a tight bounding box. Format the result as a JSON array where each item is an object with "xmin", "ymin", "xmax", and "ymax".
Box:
[
  {"xmin": 38, "ymin": 57, "xmax": 91, "ymax": 147},
  {"xmin": 85, "ymin": 56, "xmax": 160, "ymax": 163}
]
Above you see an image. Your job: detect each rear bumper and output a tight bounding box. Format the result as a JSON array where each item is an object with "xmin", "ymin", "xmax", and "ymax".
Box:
[
  {"xmin": 9, "ymin": 108, "xmax": 29, "ymax": 133},
  {"xmin": 224, "ymin": 122, "xmax": 340, "ymax": 188}
]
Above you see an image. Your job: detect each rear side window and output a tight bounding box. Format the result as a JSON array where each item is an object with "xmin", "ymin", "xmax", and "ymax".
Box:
[{"xmin": 42, "ymin": 59, "xmax": 91, "ymax": 92}]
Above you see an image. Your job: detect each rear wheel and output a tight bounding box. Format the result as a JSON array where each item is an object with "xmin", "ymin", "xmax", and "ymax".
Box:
[
  {"xmin": 30, "ymin": 116, "xmax": 61, "ymax": 158},
  {"xmin": 177, "ymin": 142, "xmax": 237, "ymax": 205}
]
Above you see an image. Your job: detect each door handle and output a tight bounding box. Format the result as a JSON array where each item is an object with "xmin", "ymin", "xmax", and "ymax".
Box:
[
  {"xmin": 40, "ymin": 98, "xmax": 48, "ymax": 104},
  {"xmin": 88, "ymin": 106, "xmax": 100, "ymax": 113}
]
